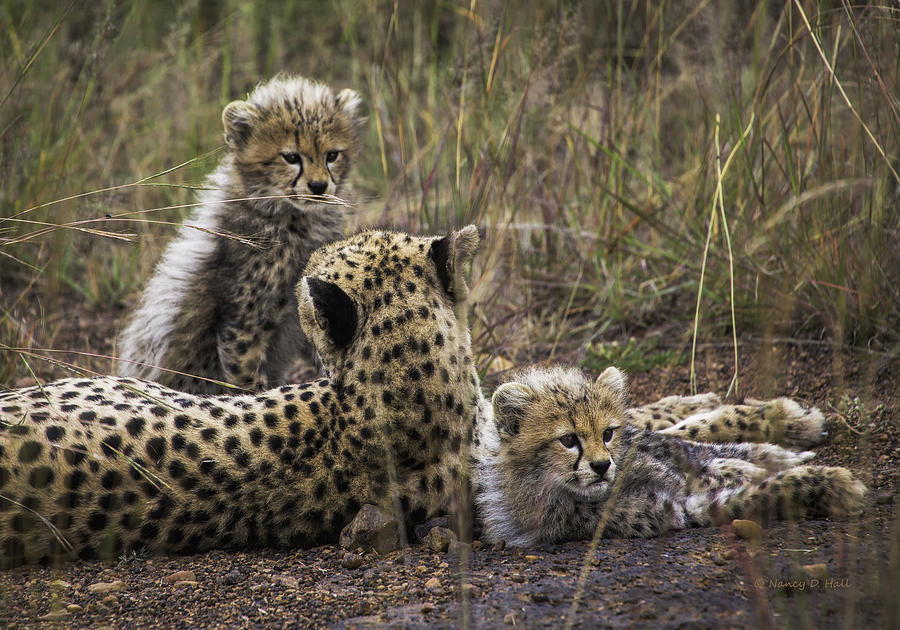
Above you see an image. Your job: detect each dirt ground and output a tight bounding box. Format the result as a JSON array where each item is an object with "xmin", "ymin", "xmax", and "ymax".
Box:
[{"xmin": 1, "ymin": 292, "xmax": 898, "ymax": 628}]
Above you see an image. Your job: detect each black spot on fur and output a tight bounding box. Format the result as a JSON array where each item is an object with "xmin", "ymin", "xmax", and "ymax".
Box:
[
  {"xmin": 146, "ymin": 437, "xmax": 166, "ymax": 462},
  {"xmin": 125, "ymin": 417, "xmax": 146, "ymax": 437}
]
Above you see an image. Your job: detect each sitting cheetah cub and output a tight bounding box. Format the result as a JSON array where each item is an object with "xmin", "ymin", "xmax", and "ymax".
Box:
[
  {"xmin": 476, "ymin": 366, "xmax": 866, "ymax": 547},
  {"xmin": 118, "ymin": 75, "xmax": 363, "ymax": 394}
]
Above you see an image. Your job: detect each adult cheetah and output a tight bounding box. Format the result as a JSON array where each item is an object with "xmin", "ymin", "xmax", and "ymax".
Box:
[{"xmin": 0, "ymin": 226, "xmax": 487, "ymax": 567}]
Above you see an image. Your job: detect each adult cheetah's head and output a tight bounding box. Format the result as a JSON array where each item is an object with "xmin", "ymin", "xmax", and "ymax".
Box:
[{"xmin": 296, "ymin": 226, "xmax": 480, "ymax": 378}]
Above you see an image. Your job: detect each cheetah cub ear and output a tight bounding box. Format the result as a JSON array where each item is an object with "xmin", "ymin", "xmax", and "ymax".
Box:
[
  {"xmin": 302, "ymin": 277, "xmax": 358, "ymax": 348},
  {"xmin": 593, "ymin": 366, "xmax": 628, "ymax": 406},
  {"xmin": 428, "ymin": 225, "xmax": 480, "ymax": 303},
  {"xmin": 336, "ymin": 88, "xmax": 363, "ymax": 122},
  {"xmin": 491, "ymin": 382, "xmax": 534, "ymax": 437},
  {"xmin": 222, "ymin": 100, "xmax": 261, "ymax": 149}
]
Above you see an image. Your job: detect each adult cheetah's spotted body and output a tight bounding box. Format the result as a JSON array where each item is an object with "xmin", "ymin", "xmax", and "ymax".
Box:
[{"xmin": 0, "ymin": 227, "xmax": 486, "ymax": 567}]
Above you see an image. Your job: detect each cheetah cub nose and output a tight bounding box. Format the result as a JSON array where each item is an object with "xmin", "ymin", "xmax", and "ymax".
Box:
[
  {"xmin": 590, "ymin": 460, "xmax": 611, "ymax": 477},
  {"xmin": 308, "ymin": 181, "xmax": 328, "ymax": 195}
]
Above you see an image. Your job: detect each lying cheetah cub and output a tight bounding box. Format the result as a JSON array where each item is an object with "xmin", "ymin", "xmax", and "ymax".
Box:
[
  {"xmin": 118, "ymin": 74, "xmax": 363, "ymax": 394},
  {"xmin": 476, "ymin": 366, "xmax": 866, "ymax": 547}
]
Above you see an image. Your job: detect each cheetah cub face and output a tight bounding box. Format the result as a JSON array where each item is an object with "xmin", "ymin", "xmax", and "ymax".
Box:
[
  {"xmin": 222, "ymin": 74, "xmax": 362, "ymax": 207},
  {"xmin": 491, "ymin": 366, "xmax": 629, "ymax": 498}
]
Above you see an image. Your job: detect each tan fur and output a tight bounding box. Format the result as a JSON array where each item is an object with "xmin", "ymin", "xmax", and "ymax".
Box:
[
  {"xmin": 476, "ymin": 366, "xmax": 866, "ymax": 546},
  {"xmin": 0, "ymin": 227, "xmax": 488, "ymax": 567},
  {"xmin": 117, "ymin": 75, "xmax": 363, "ymax": 394}
]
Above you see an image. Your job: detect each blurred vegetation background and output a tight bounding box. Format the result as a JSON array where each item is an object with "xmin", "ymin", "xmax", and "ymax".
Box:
[{"xmin": 1, "ymin": 0, "xmax": 898, "ymax": 388}]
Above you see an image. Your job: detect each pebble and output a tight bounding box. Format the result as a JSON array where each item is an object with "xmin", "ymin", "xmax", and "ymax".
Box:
[
  {"xmin": 175, "ymin": 580, "xmax": 200, "ymax": 588},
  {"xmin": 67, "ymin": 604, "xmax": 83, "ymax": 613},
  {"xmin": 341, "ymin": 552, "xmax": 364, "ymax": 570},
  {"xmin": 40, "ymin": 610, "xmax": 68, "ymax": 621},
  {"xmin": 163, "ymin": 570, "xmax": 196, "ymax": 584},
  {"xmin": 414, "ymin": 565, "xmax": 428, "ymax": 575},
  {"xmin": 50, "ymin": 579, "xmax": 72, "ymax": 590},
  {"xmin": 524, "ymin": 554, "xmax": 540, "ymax": 562},
  {"xmin": 801, "ymin": 563, "xmax": 829, "ymax": 581},
  {"xmin": 530, "ymin": 591, "xmax": 548, "ymax": 603},
  {"xmin": 423, "ymin": 526, "xmax": 457, "ymax": 553},
  {"xmin": 99, "ymin": 595, "xmax": 119, "ymax": 608},
  {"xmin": 710, "ymin": 552, "xmax": 728, "ymax": 566},
  {"xmin": 271, "ymin": 574, "xmax": 298, "ymax": 588},
  {"xmin": 223, "ymin": 570, "xmax": 244, "ymax": 585},
  {"xmin": 731, "ymin": 519, "xmax": 762, "ymax": 541},
  {"xmin": 504, "ymin": 611, "xmax": 521, "ymax": 625},
  {"xmin": 420, "ymin": 602, "xmax": 435, "ymax": 614},
  {"xmin": 424, "ymin": 577, "xmax": 442, "ymax": 592},
  {"xmin": 461, "ymin": 583, "xmax": 482, "ymax": 598},
  {"xmin": 87, "ymin": 580, "xmax": 127, "ymax": 594},
  {"xmin": 339, "ymin": 504, "xmax": 401, "ymax": 554}
]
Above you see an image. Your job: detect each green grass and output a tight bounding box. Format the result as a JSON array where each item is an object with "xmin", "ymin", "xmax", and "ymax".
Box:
[
  {"xmin": 2, "ymin": 1, "xmax": 898, "ymax": 386},
  {"xmin": 0, "ymin": 2, "xmax": 898, "ymax": 623}
]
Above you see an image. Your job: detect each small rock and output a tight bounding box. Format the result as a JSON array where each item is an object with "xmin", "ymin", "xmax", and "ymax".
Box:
[
  {"xmin": 530, "ymin": 592, "xmax": 548, "ymax": 603},
  {"xmin": 272, "ymin": 574, "xmax": 298, "ymax": 588},
  {"xmin": 711, "ymin": 552, "xmax": 728, "ymax": 566},
  {"xmin": 875, "ymin": 490, "xmax": 894, "ymax": 505},
  {"xmin": 524, "ymin": 554, "xmax": 540, "ymax": 562},
  {"xmin": 223, "ymin": 570, "xmax": 244, "ymax": 585},
  {"xmin": 87, "ymin": 580, "xmax": 127, "ymax": 594},
  {"xmin": 423, "ymin": 526, "xmax": 457, "ymax": 553},
  {"xmin": 731, "ymin": 519, "xmax": 762, "ymax": 541},
  {"xmin": 341, "ymin": 552, "xmax": 364, "ymax": 570},
  {"xmin": 175, "ymin": 580, "xmax": 200, "ymax": 588},
  {"xmin": 163, "ymin": 570, "xmax": 196, "ymax": 584},
  {"xmin": 50, "ymin": 579, "xmax": 72, "ymax": 590},
  {"xmin": 471, "ymin": 540, "xmax": 483, "ymax": 551},
  {"xmin": 801, "ymin": 563, "xmax": 829, "ymax": 581},
  {"xmin": 339, "ymin": 504, "xmax": 401, "ymax": 554},
  {"xmin": 41, "ymin": 610, "xmax": 68, "ymax": 621},
  {"xmin": 461, "ymin": 583, "xmax": 482, "ymax": 599},
  {"xmin": 99, "ymin": 595, "xmax": 119, "ymax": 608},
  {"xmin": 424, "ymin": 577, "xmax": 442, "ymax": 592},
  {"xmin": 67, "ymin": 604, "xmax": 83, "ymax": 613},
  {"xmin": 420, "ymin": 602, "xmax": 435, "ymax": 614},
  {"xmin": 448, "ymin": 540, "xmax": 472, "ymax": 558},
  {"xmin": 414, "ymin": 516, "xmax": 451, "ymax": 542},
  {"xmin": 414, "ymin": 565, "xmax": 428, "ymax": 575},
  {"xmin": 723, "ymin": 548, "xmax": 739, "ymax": 560}
]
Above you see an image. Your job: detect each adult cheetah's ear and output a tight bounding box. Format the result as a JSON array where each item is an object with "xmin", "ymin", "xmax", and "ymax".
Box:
[
  {"xmin": 593, "ymin": 367, "xmax": 628, "ymax": 405},
  {"xmin": 491, "ymin": 382, "xmax": 534, "ymax": 437},
  {"xmin": 428, "ymin": 225, "xmax": 480, "ymax": 303},
  {"xmin": 222, "ymin": 100, "xmax": 260, "ymax": 149},
  {"xmin": 305, "ymin": 277, "xmax": 358, "ymax": 348}
]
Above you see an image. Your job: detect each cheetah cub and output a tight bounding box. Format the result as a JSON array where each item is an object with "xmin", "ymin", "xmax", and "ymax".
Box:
[
  {"xmin": 476, "ymin": 366, "xmax": 866, "ymax": 547},
  {"xmin": 118, "ymin": 75, "xmax": 363, "ymax": 394}
]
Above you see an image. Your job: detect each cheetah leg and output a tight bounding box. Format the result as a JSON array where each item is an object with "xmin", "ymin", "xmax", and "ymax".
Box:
[
  {"xmin": 625, "ymin": 393, "xmax": 722, "ymax": 431},
  {"xmin": 724, "ymin": 465, "xmax": 867, "ymax": 523},
  {"xmin": 658, "ymin": 398, "xmax": 826, "ymax": 448}
]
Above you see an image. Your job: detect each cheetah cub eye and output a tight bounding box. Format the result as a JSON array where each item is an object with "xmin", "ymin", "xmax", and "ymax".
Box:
[
  {"xmin": 281, "ymin": 152, "xmax": 302, "ymax": 166},
  {"xmin": 602, "ymin": 428, "xmax": 614, "ymax": 442},
  {"xmin": 559, "ymin": 433, "xmax": 580, "ymax": 449},
  {"xmin": 325, "ymin": 150, "xmax": 340, "ymax": 163}
]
